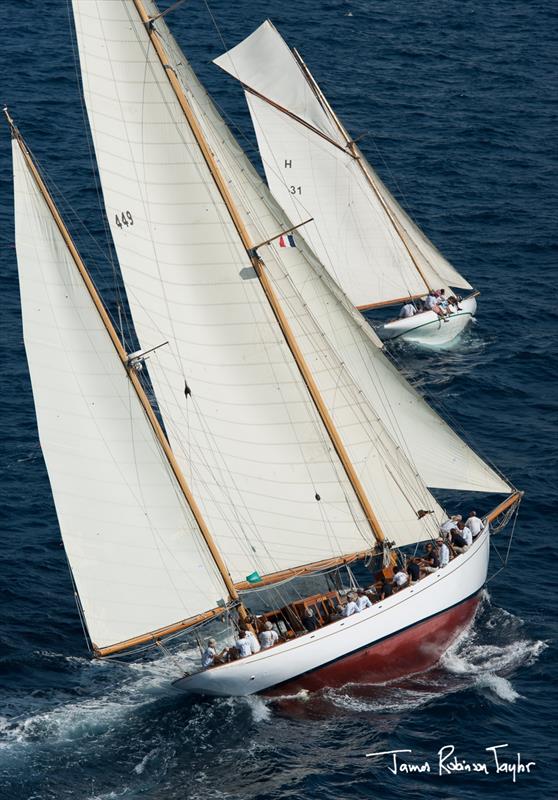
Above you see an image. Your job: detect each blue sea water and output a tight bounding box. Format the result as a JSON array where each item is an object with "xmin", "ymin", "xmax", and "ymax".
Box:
[{"xmin": 0, "ymin": 0, "xmax": 557, "ymax": 798}]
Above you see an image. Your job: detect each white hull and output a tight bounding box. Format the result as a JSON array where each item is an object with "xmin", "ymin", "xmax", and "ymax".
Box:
[
  {"xmin": 379, "ymin": 296, "xmax": 477, "ymax": 346},
  {"xmin": 173, "ymin": 527, "xmax": 489, "ymax": 697}
]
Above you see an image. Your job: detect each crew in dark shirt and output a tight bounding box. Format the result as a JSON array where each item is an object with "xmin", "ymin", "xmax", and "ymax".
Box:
[
  {"xmin": 421, "ymin": 543, "xmax": 439, "ymax": 574},
  {"xmin": 450, "ymin": 529, "xmax": 468, "ymax": 553},
  {"xmin": 302, "ymin": 607, "xmax": 319, "ymax": 632},
  {"xmin": 380, "ymin": 578, "xmax": 393, "ymax": 600},
  {"xmin": 407, "ymin": 558, "xmax": 421, "ymax": 583}
]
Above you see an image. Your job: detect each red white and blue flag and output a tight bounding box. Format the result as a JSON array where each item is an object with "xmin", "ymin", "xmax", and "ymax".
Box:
[{"xmin": 279, "ymin": 234, "xmax": 296, "ymax": 248}]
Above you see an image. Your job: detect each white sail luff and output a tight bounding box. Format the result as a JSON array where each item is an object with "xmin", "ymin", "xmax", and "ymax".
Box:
[{"xmin": 12, "ymin": 138, "xmax": 229, "ymax": 650}]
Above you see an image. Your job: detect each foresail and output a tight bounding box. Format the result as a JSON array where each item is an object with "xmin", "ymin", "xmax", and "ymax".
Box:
[
  {"xmin": 12, "ymin": 139, "xmax": 228, "ymax": 651},
  {"xmin": 72, "ymin": 0, "xmax": 446, "ymax": 566},
  {"xmin": 214, "ymin": 20, "xmax": 472, "ymax": 307}
]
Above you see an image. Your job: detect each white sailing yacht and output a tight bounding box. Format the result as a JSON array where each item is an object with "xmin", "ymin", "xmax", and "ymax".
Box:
[
  {"xmin": 8, "ymin": 0, "xmax": 521, "ymax": 698},
  {"xmin": 215, "ymin": 20, "xmax": 479, "ymax": 347}
]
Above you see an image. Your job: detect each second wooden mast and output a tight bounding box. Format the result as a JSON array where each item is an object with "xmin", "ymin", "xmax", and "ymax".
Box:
[{"xmin": 132, "ymin": 0, "xmax": 386, "ymax": 547}]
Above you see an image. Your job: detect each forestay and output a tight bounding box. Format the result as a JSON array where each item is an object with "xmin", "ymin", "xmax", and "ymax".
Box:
[
  {"xmin": 12, "ymin": 139, "xmax": 228, "ymax": 651},
  {"xmin": 72, "ymin": 0, "xmax": 446, "ymax": 575},
  {"xmin": 151, "ymin": 13, "xmax": 510, "ymax": 496},
  {"xmin": 214, "ymin": 20, "xmax": 472, "ymax": 309}
]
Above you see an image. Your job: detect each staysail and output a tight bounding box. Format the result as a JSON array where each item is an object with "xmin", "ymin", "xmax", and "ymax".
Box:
[
  {"xmin": 71, "ymin": 0, "xmax": 448, "ymax": 581},
  {"xmin": 214, "ymin": 20, "xmax": 473, "ymax": 310},
  {"xmin": 12, "ymin": 134, "xmax": 229, "ymax": 652}
]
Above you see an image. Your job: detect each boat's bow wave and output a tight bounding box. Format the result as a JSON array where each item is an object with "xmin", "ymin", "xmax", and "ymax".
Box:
[{"xmin": 266, "ymin": 594, "xmax": 545, "ymax": 717}]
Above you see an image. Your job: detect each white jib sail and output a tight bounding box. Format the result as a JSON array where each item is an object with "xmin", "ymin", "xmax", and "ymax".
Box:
[
  {"xmin": 13, "ymin": 139, "xmax": 229, "ymax": 650},
  {"xmin": 72, "ymin": 0, "xmax": 446, "ymax": 570},
  {"xmin": 156, "ymin": 19, "xmax": 510, "ymax": 496},
  {"xmin": 214, "ymin": 20, "xmax": 472, "ymax": 309}
]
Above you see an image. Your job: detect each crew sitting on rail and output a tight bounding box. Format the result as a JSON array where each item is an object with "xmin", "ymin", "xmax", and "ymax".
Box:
[
  {"xmin": 399, "ymin": 301, "xmax": 418, "ymax": 319},
  {"xmin": 201, "ymin": 638, "xmax": 228, "ymax": 669},
  {"xmin": 424, "ymin": 289, "xmax": 450, "ymax": 318}
]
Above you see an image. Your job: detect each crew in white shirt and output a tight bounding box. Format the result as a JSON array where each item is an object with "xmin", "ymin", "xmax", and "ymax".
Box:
[
  {"xmin": 440, "ymin": 515, "xmax": 462, "ymax": 535},
  {"xmin": 465, "ymin": 511, "xmax": 483, "ymax": 537},
  {"xmin": 462, "ymin": 526, "xmax": 473, "ymax": 547},
  {"xmin": 342, "ymin": 592, "xmax": 359, "ymax": 617},
  {"xmin": 259, "ymin": 621, "xmax": 279, "ymax": 650},
  {"xmin": 424, "ymin": 293, "xmax": 438, "ymax": 311},
  {"xmin": 201, "ymin": 637, "xmax": 227, "ymax": 669},
  {"xmin": 235, "ymin": 631, "xmax": 253, "ymax": 658},
  {"xmin": 355, "ymin": 591, "xmax": 373, "ymax": 612},
  {"xmin": 244, "ymin": 629, "xmax": 261, "ymax": 653},
  {"xmin": 399, "ymin": 302, "xmax": 417, "ymax": 319},
  {"xmin": 393, "ymin": 566, "xmax": 409, "ymax": 589},
  {"xmin": 437, "ymin": 538, "xmax": 450, "ymax": 567}
]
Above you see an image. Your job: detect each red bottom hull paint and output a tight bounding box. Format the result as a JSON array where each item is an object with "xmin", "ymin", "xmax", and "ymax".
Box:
[{"xmin": 265, "ymin": 594, "xmax": 480, "ymax": 696}]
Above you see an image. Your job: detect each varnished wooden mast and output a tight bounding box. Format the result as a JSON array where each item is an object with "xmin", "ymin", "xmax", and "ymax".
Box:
[
  {"xmin": 4, "ymin": 108, "xmax": 244, "ymax": 641},
  {"xmin": 134, "ymin": 0, "xmax": 386, "ymax": 545},
  {"xmin": 292, "ymin": 46, "xmax": 433, "ymax": 296}
]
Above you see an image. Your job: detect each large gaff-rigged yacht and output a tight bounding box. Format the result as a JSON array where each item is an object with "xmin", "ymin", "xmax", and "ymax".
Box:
[
  {"xmin": 8, "ymin": 0, "xmax": 521, "ymax": 698},
  {"xmin": 215, "ymin": 21, "xmax": 479, "ymax": 348}
]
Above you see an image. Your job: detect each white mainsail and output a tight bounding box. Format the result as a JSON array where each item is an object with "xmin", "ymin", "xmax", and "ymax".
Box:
[
  {"xmin": 71, "ymin": 0, "xmax": 448, "ymax": 576},
  {"xmin": 214, "ymin": 20, "xmax": 473, "ymax": 309},
  {"xmin": 154, "ymin": 13, "xmax": 510, "ymax": 496},
  {"xmin": 12, "ymin": 138, "xmax": 229, "ymax": 651}
]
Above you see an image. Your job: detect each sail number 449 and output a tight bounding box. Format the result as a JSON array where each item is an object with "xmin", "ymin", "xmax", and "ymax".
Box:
[{"xmin": 115, "ymin": 211, "xmax": 134, "ymax": 228}]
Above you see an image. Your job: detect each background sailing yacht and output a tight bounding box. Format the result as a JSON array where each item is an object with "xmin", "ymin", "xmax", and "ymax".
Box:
[
  {"xmin": 215, "ymin": 20, "xmax": 480, "ymax": 347},
  {"xmin": 7, "ymin": 0, "xmax": 520, "ymax": 696}
]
